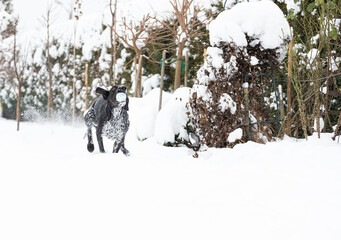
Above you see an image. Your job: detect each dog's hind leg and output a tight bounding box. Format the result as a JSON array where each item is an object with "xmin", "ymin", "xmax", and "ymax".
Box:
[
  {"xmin": 84, "ymin": 110, "xmax": 95, "ymax": 152},
  {"xmin": 96, "ymin": 122, "xmax": 105, "ymax": 153},
  {"xmin": 87, "ymin": 127, "xmax": 94, "ymax": 152}
]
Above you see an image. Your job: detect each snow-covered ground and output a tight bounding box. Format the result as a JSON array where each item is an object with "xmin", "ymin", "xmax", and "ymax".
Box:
[{"xmin": 0, "ymin": 96, "xmax": 341, "ymax": 240}]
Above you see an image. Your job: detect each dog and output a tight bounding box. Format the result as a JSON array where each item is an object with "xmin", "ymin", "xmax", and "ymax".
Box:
[{"xmin": 84, "ymin": 85, "xmax": 130, "ymax": 155}]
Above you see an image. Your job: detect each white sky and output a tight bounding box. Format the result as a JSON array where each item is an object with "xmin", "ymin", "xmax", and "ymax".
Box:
[
  {"xmin": 12, "ymin": 0, "xmax": 213, "ymax": 33},
  {"xmin": 11, "ymin": 0, "xmax": 213, "ymax": 47},
  {"xmin": 12, "ymin": 0, "xmax": 106, "ymax": 33}
]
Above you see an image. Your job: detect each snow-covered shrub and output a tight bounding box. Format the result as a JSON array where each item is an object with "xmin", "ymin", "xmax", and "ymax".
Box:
[
  {"xmin": 188, "ymin": 1, "xmax": 291, "ymax": 148},
  {"xmin": 154, "ymin": 87, "xmax": 191, "ymax": 145},
  {"xmin": 142, "ymin": 74, "xmax": 160, "ymax": 96}
]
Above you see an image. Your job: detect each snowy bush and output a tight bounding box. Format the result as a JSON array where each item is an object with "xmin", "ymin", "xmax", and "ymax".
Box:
[
  {"xmin": 188, "ymin": 0, "xmax": 291, "ymax": 148},
  {"xmin": 142, "ymin": 74, "xmax": 160, "ymax": 96}
]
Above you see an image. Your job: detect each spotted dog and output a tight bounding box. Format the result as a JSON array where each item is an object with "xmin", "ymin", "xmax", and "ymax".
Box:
[{"xmin": 84, "ymin": 85, "xmax": 130, "ymax": 155}]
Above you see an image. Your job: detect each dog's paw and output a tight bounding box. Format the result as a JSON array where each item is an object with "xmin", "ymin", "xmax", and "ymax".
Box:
[
  {"xmin": 87, "ymin": 143, "xmax": 94, "ymax": 152},
  {"xmin": 122, "ymin": 149, "xmax": 130, "ymax": 157}
]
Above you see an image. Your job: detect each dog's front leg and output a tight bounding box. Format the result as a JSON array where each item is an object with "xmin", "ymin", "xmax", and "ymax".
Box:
[
  {"xmin": 96, "ymin": 123, "xmax": 105, "ymax": 153},
  {"xmin": 120, "ymin": 136, "xmax": 130, "ymax": 156},
  {"xmin": 120, "ymin": 144, "xmax": 130, "ymax": 156},
  {"xmin": 113, "ymin": 141, "xmax": 122, "ymax": 153}
]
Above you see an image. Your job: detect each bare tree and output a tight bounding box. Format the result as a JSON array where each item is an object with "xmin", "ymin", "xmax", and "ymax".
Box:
[
  {"xmin": 39, "ymin": 3, "xmax": 56, "ymax": 119},
  {"xmin": 72, "ymin": 0, "xmax": 82, "ymax": 124},
  {"xmin": 10, "ymin": 19, "xmax": 29, "ymax": 131},
  {"xmin": 155, "ymin": 0, "xmax": 211, "ymax": 90},
  {"xmin": 111, "ymin": 15, "xmax": 155, "ymax": 97}
]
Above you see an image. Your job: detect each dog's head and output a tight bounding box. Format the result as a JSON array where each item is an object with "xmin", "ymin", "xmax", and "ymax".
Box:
[{"xmin": 96, "ymin": 85, "xmax": 129, "ymax": 111}]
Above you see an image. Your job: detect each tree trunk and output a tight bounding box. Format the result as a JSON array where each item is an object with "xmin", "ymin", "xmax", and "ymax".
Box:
[
  {"xmin": 109, "ymin": 26, "xmax": 114, "ymax": 85},
  {"xmin": 47, "ymin": 80, "xmax": 53, "ymax": 119},
  {"xmin": 84, "ymin": 64, "xmax": 89, "ymax": 110},
  {"xmin": 314, "ymin": 80, "xmax": 321, "ymax": 138},
  {"xmin": 159, "ymin": 50, "xmax": 167, "ymax": 111},
  {"xmin": 174, "ymin": 41, "xmax": 185, "ymax": 90},
  {"xmin": 323, "ymin": 48, "xmax": 332, "ymax": 132},
  {"xmin": 134, "ymin": 56, "xmax": 139, "ymax": 98},
  {"xmin": 137, "ymin": 54, "xmax": 143, "ymax": 98},
  {"xmin": 46, "ymin": 10, "xmax": 53, "ymax": 119},
  {"xmin": 184, "ymin": 50, "xmax": 188, "ymax": 87},
  {"xmin": 0, "ymin": 98, "xmax": 3, "ymax": 118},
  {"xmin": 16, "ymin": 79, "xmax": 22, "ymax": 131},
  {"xmin": 72, "ymin": 22, "xmax": 77, "ymax": 125},
  {"xmin": 110, "ymin": 0, "xmax": 117, "ymax": 85}
]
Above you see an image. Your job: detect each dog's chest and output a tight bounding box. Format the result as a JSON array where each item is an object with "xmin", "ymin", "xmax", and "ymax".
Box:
[{"xmin": 102, "ymin": 108, "xmax": 129, "ymax": 141}]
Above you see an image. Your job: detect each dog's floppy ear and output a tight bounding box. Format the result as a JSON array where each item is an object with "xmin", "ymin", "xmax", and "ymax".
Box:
[
  {"xmin": 96, "ymin": 87, "xmax": 109, "ymax": 100},
  {"xmin": 124, "ymin": 95, "xmax": 129, "ymax": 111}
]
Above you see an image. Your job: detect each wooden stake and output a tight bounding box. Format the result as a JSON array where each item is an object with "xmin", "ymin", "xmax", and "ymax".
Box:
[
  {"xmin": 184, "ymin": 50, "xmax": 189, "ymax": 87},
  {"xmin": 278, "ymin": 85, "xmax": 285, "ymax": 137},
  {"xmin": 204, "ymin": 48, "xmax": 207, "ymax": 61},
  {"xmin": 286, "ymin": 41, "xmax": 293, "ymax": 135},
  {"xmin": 159, "ymin": 50, "xmax": 167, "ymax": 111},
  {"xmin": 243, "ymin": 83, "xmax": 250, "ymax": 141}
]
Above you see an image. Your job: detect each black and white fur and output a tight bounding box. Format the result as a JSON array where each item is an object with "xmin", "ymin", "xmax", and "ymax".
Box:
[{"xmin": 84, "ymin": 85, "xmax": 130, "ymax": 155}]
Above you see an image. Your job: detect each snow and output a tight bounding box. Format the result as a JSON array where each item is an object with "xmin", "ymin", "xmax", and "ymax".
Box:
[
  {"xmin": 154, "ymin": 87, "xmax": 191, "ymax": 144},
  {"xmin": 206, "ymin": 47, "xmax": 224, "ymax": 69},
  {"xmin": 278, "ymin": 0, "xmax": 301, "ymax": 15},
  {"xmin": 227, "ymin": 127, "xmax": 243, "ymax": 142},
  {"xmin": 2, "ymin": 1, "xmax": 341, "ymax": 238},
  {"xmin": 307, "ymin": 48, "xmax": 319, "ymax": 69},
  {"xmin": 142, "ymin": 74, "xmax": 160, "ymax": 96},
  {"xmin": 209, "ymin": 0, "xmax": 291, "ymax": 49},
  {"xmin": 132, "ymin": 88, "xmax": 172, "ymax": 140},
  {"xmin": 1, "ymin": 109, "xmax": 341, "ymax": 240},
  {"xmin": 250, "ymin": 56, "xmax": 259, "ymax": 65},
  {"xmin": 330, "ymin": 56, "xmax": 341, "ymax": 72},
  {"xmin": 314, "ymin": 117, "xmax": 325, "ymax": 132},
  {"xmin": 219, "ymin": 93, "xmax": 237, "ymax": 114}
]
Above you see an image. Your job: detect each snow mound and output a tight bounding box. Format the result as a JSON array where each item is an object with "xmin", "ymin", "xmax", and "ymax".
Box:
[
  {"xmin": 133, "ymin": 88, "xmax": 172, "ymax": 140},
  {"xmin": 227, "ymin": 128, "xmax": 243, "ymax": 142},
  {"xmin": 209, "ymin": 0, "xmax": 291, "ymax": 49},
  {"xmin": 154, "ymin": 87, "xmax": 191, "ymax": 145}
]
